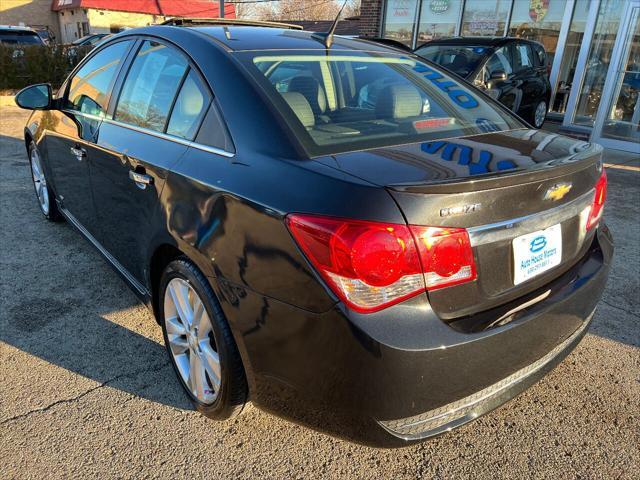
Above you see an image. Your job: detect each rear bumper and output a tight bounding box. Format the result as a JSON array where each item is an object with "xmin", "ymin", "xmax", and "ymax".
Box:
[{"xmin": 221, "ymin": 225, "xmax": 613, "ymax": 446}]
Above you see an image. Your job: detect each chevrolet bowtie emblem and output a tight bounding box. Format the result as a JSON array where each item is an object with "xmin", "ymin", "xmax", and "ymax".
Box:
[{"xmin": 544, "ymin": 182, "xmax": 572, "ymax": 201}]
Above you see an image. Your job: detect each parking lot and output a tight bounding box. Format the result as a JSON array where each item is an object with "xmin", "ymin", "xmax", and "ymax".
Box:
[{"xmin": 0, "ymin": 104, "xmax": 638, "ymax": 479}]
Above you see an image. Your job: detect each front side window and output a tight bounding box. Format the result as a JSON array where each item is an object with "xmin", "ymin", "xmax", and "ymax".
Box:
[
  {"xmin": 240, "ymin": 51, "xmax": 522, "ymax": 157},
  {"xmin": 115, "ymin": 41, "xmax": 188, "ymax": 132},
  {"xmin": 66, "ymin": 40, "xmax": 132, "ymax": 116},
  {"xmin": 484, "ymin": 47, "xmax": 513, "ymax": 78}
]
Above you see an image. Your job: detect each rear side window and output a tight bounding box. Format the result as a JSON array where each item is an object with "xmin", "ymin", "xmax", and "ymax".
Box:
[
  {"xmin": 67, "ymin": 40, "xmax": 132, "ymax": 116},
  {"xmin": 0, "ymin": 29, "xmax": 43, "ymax": 45},
  {"xmin": 115, "ymin": 41, "xmax": 188, "ymax": 132},
  {"xmin": 167, "ymin": 71, "xmax": 210, "ymax": 140},
  {"xmin": 532, "ymin": 44, "xmax": 547, "ymax": 68},
  {"xmin": 513, "ymin": 44, "xmax": 534, "ymax": 72}
]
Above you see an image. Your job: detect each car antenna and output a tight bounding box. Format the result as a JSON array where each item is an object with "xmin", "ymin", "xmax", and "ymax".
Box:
[{"xmin": 311, "ymin": 0, "xmax": 347, "ymax": 49}]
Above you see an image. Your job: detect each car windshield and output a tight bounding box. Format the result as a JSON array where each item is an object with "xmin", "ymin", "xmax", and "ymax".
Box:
[
  {"xmin": 414, "ymin": 45, "xmax": 489, "ymax": 78},
  {"xmin": 238, "ymin": 50, "xmax": 521, "ymax": 157},
  {"xmin": 0, "ymin": 30, "xmax": 42, "ymax": 45}
]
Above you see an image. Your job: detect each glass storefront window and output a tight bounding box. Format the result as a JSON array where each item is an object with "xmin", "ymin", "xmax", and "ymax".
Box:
[
  {"xmin": 572, "ymin": 0, "xmax": 624, "ymax": 126},
  {"xmin": 550, "ymin": 0, "xmax": 591, "ymax": 114},
  {"xmin": 461, "ymin": 0, "xmax": 511, "ymax": 36},
  {"xmin": 601, "ymin": 6, "xmax": 640, "ymax": 143},
  {"xmin": 416, "ymin": 0, "xmax": 463, "ymax": 45},
  {"xmin": 508, "ymin": 0, "xmax": 569, "ymax": 68},
  {"xmin": 382, "ymin": 0, "xmax": 419, "ymax": 46}
]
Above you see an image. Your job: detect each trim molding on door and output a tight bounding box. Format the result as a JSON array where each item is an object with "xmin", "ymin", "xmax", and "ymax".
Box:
[{"xmin": 58, "ymin": 203, "xmax": 149, "ymax": 297}]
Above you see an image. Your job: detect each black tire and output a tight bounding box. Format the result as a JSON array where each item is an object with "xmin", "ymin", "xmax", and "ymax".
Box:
[
  {"xmin": 159, "ymin": 257, "xmax": 248, "ymax": 419},
  {"xmin": 28, "ymin": 141, "xmax": 62, "ymax": 222}
]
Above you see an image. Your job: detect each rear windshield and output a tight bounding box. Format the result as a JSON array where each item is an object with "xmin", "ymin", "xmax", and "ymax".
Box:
[
  {"xmin": 238, "ymin": 50, "xmax": 521, "ymax": 157},
  {"xmin": 414, "ymin": 45, "xmax": 489, "ymax": 78},
  {"xmin": 0, "ymin": 30, "xmax": 42, "ymax": 45}
]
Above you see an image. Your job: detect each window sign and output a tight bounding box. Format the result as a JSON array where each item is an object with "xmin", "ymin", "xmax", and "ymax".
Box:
[
  {"xmin": 461, "ymin": 0, "xmax": 511, "ymax": 36},
  {"xmin": 417, "ymin": 0, "xmax": 463, "ymax": 43},
  {"xmin": 382, "ymin": 0, "xmax": 419, "ymax": 46}
]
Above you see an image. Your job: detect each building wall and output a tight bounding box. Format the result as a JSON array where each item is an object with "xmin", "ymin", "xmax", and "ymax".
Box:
[
  {"xmin": 360, "ymin": 0, "xmax": 383, "ymax": 37},
  {"xmin": 57, "ymin": 8, "xmax": 162, "ymax": 43},
  {"xmin": 86, "ymin": 9, "xmax": 162, "ymax": 35},
  {"xmin": 57, "ymin": 8, "xmax": 89, "ymax": 43},
  {"xmin": 0, "ymin": 0, "xmax": 61, "ymax": 40}
]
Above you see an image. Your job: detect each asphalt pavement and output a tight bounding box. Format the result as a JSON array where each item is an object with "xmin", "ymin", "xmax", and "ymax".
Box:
[{"xmin": 1, "ymin": 105, "xmax": 638, "ymax": 479}]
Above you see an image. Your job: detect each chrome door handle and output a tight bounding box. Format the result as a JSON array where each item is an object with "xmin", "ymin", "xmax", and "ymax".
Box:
[
  {"xmin": 129, "ymin": 170, "xmax": 153, "ymax": 189},
  {"xmin": 70, "ymin": 146, "xmax": 86, "ymax": 160}
]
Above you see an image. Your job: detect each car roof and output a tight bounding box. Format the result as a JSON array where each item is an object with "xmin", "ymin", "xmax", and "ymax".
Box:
[
  {"xmin": 0, "ymin": 25, "xmax": 38, "ymax": 33},
  {"xmin": 163, "ymin": 25, "xmax": 402, "ymax": 53},
  {"xmin": 418, "ymin": 36, "xmax": 540, "ymax": 49}
]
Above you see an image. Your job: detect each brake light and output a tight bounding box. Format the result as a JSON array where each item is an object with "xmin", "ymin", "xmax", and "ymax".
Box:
[
  {"xmin": 286, "ymin": 215, "xmax": 477, "ymax": 313},
  {"xmin": 410, "ymin": 226, "xmax": 477, "ymax": 290},
  {"xmin": 586, "ymin": 170, "xmax": 607, "ymax": 231}
]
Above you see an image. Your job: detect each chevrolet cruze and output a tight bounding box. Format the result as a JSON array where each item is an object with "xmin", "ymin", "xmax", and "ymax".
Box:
[{"xmin": 15, "ymin": 20, "xmax": 612, "ymax": 446}]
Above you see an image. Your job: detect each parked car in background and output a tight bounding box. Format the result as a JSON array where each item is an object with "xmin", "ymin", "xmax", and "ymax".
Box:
[
  {"xmin": 415, "ymin": 37, "xmax": 551, "ymax": 128},
  {"xmin": 0, "ymin": 25, "xmax": 45, "ymax": 46},
  {"xmin": 71, "ymin": 33, "xmax": 111, "ymax": 47},
  {"xmin": 15, "ymin": 22, "xmax": 611, "ymax": 447},
  {"xmin": 31, "ymin": 25, "xmax": 56, "ymax": 45}
]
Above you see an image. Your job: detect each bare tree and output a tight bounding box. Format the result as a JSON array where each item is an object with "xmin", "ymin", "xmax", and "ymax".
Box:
[{"xmin": 236, "ymin": 0, "xmax": 360, "ymax": 21}]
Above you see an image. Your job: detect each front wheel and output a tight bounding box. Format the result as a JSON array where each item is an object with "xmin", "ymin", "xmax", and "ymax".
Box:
[
  {"xmin": 28, "ymin": 141, "xmax": 61, "ymax": 221},
  {"xmin": 532, "ymin": 100, "xmax": 548, "ymax": 129},
  {"xmin": 159, "ymin": 258, "xmax": 248, "ymax": 419}
]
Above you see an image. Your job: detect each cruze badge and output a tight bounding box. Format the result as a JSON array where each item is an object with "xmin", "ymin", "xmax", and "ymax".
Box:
[
  {"xmin": 544, "ymin": 182, "xmax": 572, "ymax": 201},
  {"xmin": 440, "ymin": 203, "xmax": 481, "ymax": 217}
]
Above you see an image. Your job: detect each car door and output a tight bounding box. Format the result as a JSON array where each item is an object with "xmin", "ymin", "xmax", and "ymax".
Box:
[
  {"xmin": 90, "ymin": 39, "xmax": 211, "ymax": 285},
  {"xmin": 476, "ymin": 46, "xmax": 518, "ymax": 112},
  {"xmin": 46, "ymin": 39, "xmax": 134, "ymax": 233}
]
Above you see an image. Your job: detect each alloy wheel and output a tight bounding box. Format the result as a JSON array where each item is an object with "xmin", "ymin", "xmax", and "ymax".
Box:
[
  {"xmin": 164, "ymin": 277, "xmax": 221, "ymax": 404},
  {"xmin": 534, "ymin": 101, "xmax": 547, "ymax": 128},
  {"xmin": 30, "ymin": 147, "xmax": 49, "ymax": 215}
]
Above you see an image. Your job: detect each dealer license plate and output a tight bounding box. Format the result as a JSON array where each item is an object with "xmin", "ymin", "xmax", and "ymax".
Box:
[{"xmin": 512, "ymin": 224, "xmax": 562, "ymax": 285}]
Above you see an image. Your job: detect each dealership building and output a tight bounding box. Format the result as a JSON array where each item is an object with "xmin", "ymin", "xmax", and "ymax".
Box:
[{"xmin": 360, "ymin": 0, "xmax": 639, "ymax": 152}]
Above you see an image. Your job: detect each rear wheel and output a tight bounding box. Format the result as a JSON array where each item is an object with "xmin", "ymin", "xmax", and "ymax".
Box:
[
  {"xmin": 159, "ymin": 258, "xmax": 247, "ymax": 419},
  {"xmin": 532, "ymin": 100, "xmax": 548, "ymax": 129},
  {"xmin": 28, "ymin": 141, "xmax": 61, "ymax": 221}
]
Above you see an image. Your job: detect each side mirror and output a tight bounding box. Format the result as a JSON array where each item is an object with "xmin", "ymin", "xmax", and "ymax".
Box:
[
  {"xmin": 15, "ymin": 83, "xmax": 53, "ymax": 110},
  {"xmin": 489, "ymin": 70, "xmax": 508, "ymax": 81}
]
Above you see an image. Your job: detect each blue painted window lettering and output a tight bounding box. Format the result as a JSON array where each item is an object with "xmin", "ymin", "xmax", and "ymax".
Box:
[
  {"xmin": 412, "ymin": 64, "xmax": 479, "ymax": 109},
  {"xmin": 529, "ymin": 236, "xmax": 547, "ymax": 253},
  {"xmin": 421, "ymin": 141, "xmax": 518, "ymax": 175}
]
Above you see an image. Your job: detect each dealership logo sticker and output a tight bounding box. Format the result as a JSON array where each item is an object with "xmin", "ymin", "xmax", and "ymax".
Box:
[
  {"xmin": 529, "ymin": 235, "xmax": 547, "ymax": 253},
  {"xmin": 529, "ymin": 0, "xmax": 549, "ymax": 22},
  {"xmin": 544, "ymin": 182, "xmax": 572, "ymax": 201},
  {"xmin": 430, "ymin": 0, "xmax": 450, "ymax": 14}
]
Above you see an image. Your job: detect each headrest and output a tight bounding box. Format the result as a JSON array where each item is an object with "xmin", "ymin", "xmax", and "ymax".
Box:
[
  {"xmin": 281, "ymin": 92, "xmax": 315, "ymax": 128},
  {"xmin": 375, "ymin": 84, "xmax": 422, "ymax": 120},
  {"xmin": 288, "ymin": 76, "xmax": 327, "ymax": 115}
]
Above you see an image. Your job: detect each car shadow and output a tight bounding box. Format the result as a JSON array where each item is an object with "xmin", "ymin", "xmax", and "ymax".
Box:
[
  {"xmin": 0, "ymin": 124, "xmax": 193, "ymax": 410},
  {"xmin": 0, "ymin": 296, "xmax": 193, "ymax": 411}
]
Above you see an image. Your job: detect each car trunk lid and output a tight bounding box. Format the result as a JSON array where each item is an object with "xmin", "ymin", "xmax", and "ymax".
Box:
[{"xmin": 327, "ymin": 129, "xmax": 604, "ymax": 318}]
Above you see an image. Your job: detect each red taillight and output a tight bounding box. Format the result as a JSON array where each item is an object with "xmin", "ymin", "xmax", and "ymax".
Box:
[
  {"xmin": 286, "ymin": 214, "xmax": 477, "ymax": 313},
  {"xmin": 586, "ymin": 170, "xmax": 607, "ymax": 231},
  {"xmin": 409, "ymin": 226, "xmax": 477, "ymax": 290}
]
